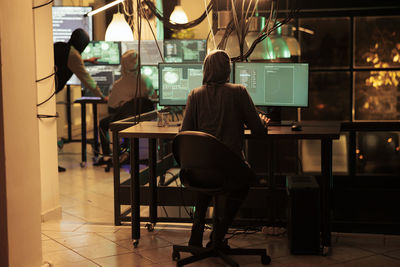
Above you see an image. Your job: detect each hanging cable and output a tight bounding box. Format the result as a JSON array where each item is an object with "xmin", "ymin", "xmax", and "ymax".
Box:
[
  {"xmin": 36, "ymin": 71, "xmax": 56, "ymax": 83},
  {"xmin": 32, "ymin": 0, "xmax": 54, "ymax": 9},
  {"xmin": 139, "ymin": 2, "xmax": 165, "ymax": 62},
  {"xmin": 37, "ymin": 113, "xmax": 59, "ymax": 119},
  {"xmin": 204, "ymin": 0, "xmax": 216, "ymax": 49},
  {"xmin": 37, "ymin": 66, "xmax": 58, "ymax": 107}
]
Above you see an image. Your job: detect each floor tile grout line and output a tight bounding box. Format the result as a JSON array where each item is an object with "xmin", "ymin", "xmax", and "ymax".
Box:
[{"xmin": 42, "ymin": 235, "xmax": 102, "ymax": 266}]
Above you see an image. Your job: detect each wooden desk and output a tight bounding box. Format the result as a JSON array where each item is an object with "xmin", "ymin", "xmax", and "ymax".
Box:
[
  {"xmin": 119, "ymin": 121, "xmax": 340, "ymax": 252},
  {"xmin": 74, "ymin": 96, "xmax": 107, "ymax": 167}
]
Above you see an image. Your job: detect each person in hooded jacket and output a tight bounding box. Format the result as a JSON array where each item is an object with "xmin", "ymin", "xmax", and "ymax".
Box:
[
  {"xmin": 95, "ymin": 49, "xmax": 154, "ymax": 165},
  {"xmin": 54, "ymin": 29, "xmax": 107, "ymax": 172},
  {"xmin": 54, "ymin": 28, "xmax": 105, "ymax": 98},
  {"xmin": 180, "ymin": 50, "xmax": 269, "ymax": 248}
]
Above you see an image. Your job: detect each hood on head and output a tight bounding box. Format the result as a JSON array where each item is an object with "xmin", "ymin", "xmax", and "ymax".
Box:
[
  {"xmin": 202, "ymin": 50, "xmax": 231, "ymax": 85},
  {"xmin": 121, "ymin": 49, "xmax": 139, "ymax": 76},
  {"xmin": 68, "ymin": 28, "xmax": 90, "ymax": 54}
]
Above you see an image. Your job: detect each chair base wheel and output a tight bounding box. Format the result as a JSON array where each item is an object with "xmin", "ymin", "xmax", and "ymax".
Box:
[
  {"xmin": 261, "ymin": 254, "xmax": 271, "ymax": 265},
  {"xmin": 80, "ymin": 162, "xmax": 86, "ymax": 168},
  {"xmin": 172, "ymin": 250, "xmax": 180, "ymax": 261},
  {"xmin": 133, "ymin": 240, "xmax": 139, "ymax": 248},
  {"xmin": 145, "ymin": 223, "xmax": 155, "ymax": 232}
]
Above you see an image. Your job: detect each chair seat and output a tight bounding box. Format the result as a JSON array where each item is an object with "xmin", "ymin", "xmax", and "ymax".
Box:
[{"xmin": 172, "ymin": 131, "xmax": 271, "ymax": 266}]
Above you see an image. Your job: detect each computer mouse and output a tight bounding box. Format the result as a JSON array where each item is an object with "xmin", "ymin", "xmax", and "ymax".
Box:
[{"xmin": 291, "ymin": 124, "xmax": 302, "ymax": 131}]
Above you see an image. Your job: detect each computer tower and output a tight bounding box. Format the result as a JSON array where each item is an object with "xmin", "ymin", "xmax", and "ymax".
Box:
[{"xmin": 286, "ymin": 176, "xmax": 320, "ymax": 254}]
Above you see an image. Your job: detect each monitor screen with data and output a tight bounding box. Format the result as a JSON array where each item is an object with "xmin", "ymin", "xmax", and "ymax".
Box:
[
  {"xmin": 81, "ymin": 41, "xmax": 121, "ymax": 65},
  {"xmin": 234, "ymin": 62, "xmax": 309, "ymax": 107},
  {"xmin": 164, "ymin": 39, "xmax": 207, "ymax": 62},
  {"xmin": 82, "ymin": 65, "xmax": 119, "ymax": 96},
  {"xmin": 52, "ymin": 6, "xmax": 93, "ymax": 43},
  {"xmin": 120, "ymin": 41, "xmax": 164, "ymax": 65},
  {"xmin": 159, "ymin": 63, "xmax": 203, "ymax": 106}
]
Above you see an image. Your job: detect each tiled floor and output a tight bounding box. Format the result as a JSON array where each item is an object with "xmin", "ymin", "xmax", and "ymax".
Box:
[{"xmin": 42, "ymin": 141, "xmax": 400, "ymax": 266}]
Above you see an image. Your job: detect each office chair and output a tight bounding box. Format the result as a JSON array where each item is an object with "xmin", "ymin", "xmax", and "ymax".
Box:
[{"xmin": 171, "ymin": 131, "xmax": 271, "ymax": 267}]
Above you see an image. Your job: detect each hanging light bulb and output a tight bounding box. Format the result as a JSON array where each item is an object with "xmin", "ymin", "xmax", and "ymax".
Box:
[
  {"xmin": 105, "ymin": 12, "xmax": 134, "ymax": 41},
  {"xmin": 170, "ymin": 3, "xmax": 188, "ymax": 24}
]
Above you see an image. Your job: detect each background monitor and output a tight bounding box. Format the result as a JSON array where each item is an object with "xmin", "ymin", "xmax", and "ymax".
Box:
[
  {"xmin": 164, "ymin": 40, "xmax": 207, "ymax": 63},
  {"xmin": 52, "ymin": 6, "xmax": 93, "ymax": 43},
  {"xmin": 141, "ymin": 65, "xmax": 159, "ymax": 90},
  {"xmin": 159, "ymin": 63, "xmax": 203, "ymax": 106},
  {"xmin": 234, "ymin": 62, "xmax": 309, "ymax": 107},
  {"xmin": 81, "ymin": 41, "xmax": 121, "ymax": 65},
  {"xmin": 52, "ymin": 6, "xmax": 93, "ymax": 85},
  {"xmin": 82, "ymin": 65, "xmax": 119, "ymax": 97},
  {"xmin": 120, "ymin": 41, "xmax": 164, "ymax": 65}
]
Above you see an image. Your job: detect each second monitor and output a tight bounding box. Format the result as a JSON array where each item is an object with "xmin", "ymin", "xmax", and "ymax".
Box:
[
  {"xmin": 159, "ymin": 63, "xmax": 203, "ymax": 106},
  {"xmin": 234, "ymin": 62, "xmax": 309, "ymax": 107}
]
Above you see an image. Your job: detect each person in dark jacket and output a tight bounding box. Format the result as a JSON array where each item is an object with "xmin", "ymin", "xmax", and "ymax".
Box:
[
  {"xmin": 54, "ymin": 28, "xmax": 106, "ymax": 98},
  {"xmin": 181, "ymin": 50, "xmax": 269, "ymax": 248},
  {"xmin": 54, "ymin": 29, "xmax": 106, "ymax": 172}
]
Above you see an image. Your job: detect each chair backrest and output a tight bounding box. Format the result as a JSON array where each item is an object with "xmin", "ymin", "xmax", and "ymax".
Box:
[{"xmin": 173, "ymin": 131, "xmax": 255, "ymax": 192}]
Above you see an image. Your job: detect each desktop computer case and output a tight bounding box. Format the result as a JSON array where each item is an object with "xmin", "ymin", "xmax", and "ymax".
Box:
[{"xmin": 286, "ymin": 176, "xmax": 320, "ymax": 254}]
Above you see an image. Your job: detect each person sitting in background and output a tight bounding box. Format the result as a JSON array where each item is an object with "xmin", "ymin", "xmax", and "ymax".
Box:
[
  {"xmin": 94, "ymin": 49, "xmax": 155, "ymax": 166},
  {"xmin": 180, "ymin": 50, "xmax": 269, "ymax": 248}
]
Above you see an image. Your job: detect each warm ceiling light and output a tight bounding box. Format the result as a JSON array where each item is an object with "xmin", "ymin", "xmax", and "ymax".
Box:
[
  {"xmin": 105, "ymin": 12, "xmax": 134, "ymax": 41},
  {"xmin": 86, "ymin": 0, "xmax": 125, "ymax": 17},
  {"xmin": 170, "ymin": 5, "xmax": 188, "ymax": 24}
]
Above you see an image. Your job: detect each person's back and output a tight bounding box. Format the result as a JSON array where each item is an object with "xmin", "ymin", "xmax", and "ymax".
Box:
[
  {"xmin": 180, "ymin": 50, "xmax": 269, "ymax": 249},
  {"xmin": 108, "ymin": 50, "xmax": 153, "ymax": 110},
  {"xmin": 181, "ymin": 50, "xmax": 266, "ymax": 158}
]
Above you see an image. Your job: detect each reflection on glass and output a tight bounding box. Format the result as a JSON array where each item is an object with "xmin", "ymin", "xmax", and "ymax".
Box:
[
  {"xmin": 301, "ymin": 72, "xmax": 351, "ymax": 121},
  {"xmin": 300, "ymin": 134, "xmax": 348, "ymax": 174},
  {"xmin": 355, "ymin": 16, "xmax": 400, "ymax": 68},
  {"xmin": 355, "ymin": 71, "xmax": 400, "ymax": 120},
  {"xmin": 356, "ymin": 132, "xmax": 400, "ymax": 174},
  {"xmin": 299, "ymin": 17, "xmax": 350, "ymax": 68}
]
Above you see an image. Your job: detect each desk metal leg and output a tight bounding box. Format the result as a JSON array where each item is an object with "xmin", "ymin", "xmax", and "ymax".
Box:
[
  {"xmin": 80, "ymin": 103, "xmax": 87, "ymax": 167},
  {"xmin": 66, "ymin": 85, "xmax": 72, "ymax": 142},
  {"xmin": 93, "ymin": 104, "xmax": 99, "ymax": 158},
  {"xmin": 321, "ymin": 139, "xmax": 332, "ymax": 253},
  {"xmin": 113, "ymin": 131, "xmax": 121, "ymax": 225},
  {"xmin": 130, "ymin": 138, "xmax": 140, "ymax": 247},
  {"xmin": 147, "ymin": 138, "xmax": 157, "ymax": 231}
]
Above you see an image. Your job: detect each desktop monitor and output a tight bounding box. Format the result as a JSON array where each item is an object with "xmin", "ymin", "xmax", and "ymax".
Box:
[
  {"xmin": 52, "ymin": 6, "xmax": 93, "ymax": 43},
  {"xmin": 164, "ymin": 39, "xmax": 207, "ymax": 63},
  {"xmin": 120, "ymin": 41, "xmax": 164, "ymax": 65},
  {"xmin": 159, "ymin": 63, "xmax": 203, "ymax": 106},
  {"xmin": 234, "ymin": 62, "xmax": 309, "ymax": 107},
  {"xmin": 52, "ymin": 6, "xmax": 93, "ymax": 85},
  {"xmin": 81, "ymin": 41, "xmax": 121, "ymax": 65},
  {"xmin": 82, "ymin": 65, "xmax": 119, "ymax": 97}
]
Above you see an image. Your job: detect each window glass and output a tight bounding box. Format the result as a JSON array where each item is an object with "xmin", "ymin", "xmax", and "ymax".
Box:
[
  {"xmin": 356, "ymin": 132, "xmax": 400, "ymax": 174},
  {"xmin": 354, "ymin": 71, "xmax": 400, "ymax": 120},
  {"xmin": 301, "ymin": 71, "xmax": 351, "ymax": 120},
  {"xmin": 301, "ymin": 134, "xmax": 349, "ymax": 174},
  {"xmin": 299, "ymin": 17, "xmax": 350, "ymax": 69},
  {"xmin": 355, "ymin": 16, "xmax": 400, "ymax": 68}
]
